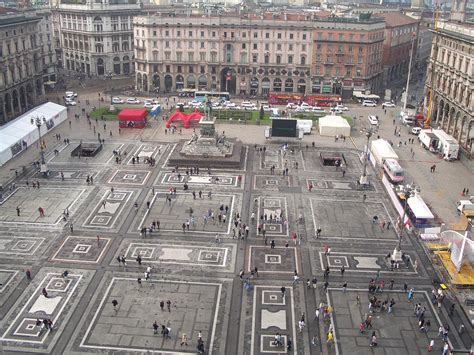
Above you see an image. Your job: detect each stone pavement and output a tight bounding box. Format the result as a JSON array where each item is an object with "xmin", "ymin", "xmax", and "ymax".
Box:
[{"xmin": 0, "ymin": 86, "xmax": 472, "ymax": 354}]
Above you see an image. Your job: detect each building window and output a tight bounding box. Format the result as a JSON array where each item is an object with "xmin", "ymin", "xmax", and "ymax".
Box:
[
  {"xmin": 253, "ymin": 43, "xmax": 257, "ymax": 50},
  {"xmin": 290, "ymin": 33, "xmax": 293, "ymax": 39},
  {"xmin": 242, "ymin": 43, "xmax": 246, "ymax": 49},
  {"xmin": 289, "ymin": 44, "xmax": 293, "ymax": 51},
  {"xmin": 211, "ymin": 53, "xmax": 217, "ymax": 62},
  {"xmin": 188, "ymin": 41, "xmax": 193, "ymax": 49},
  {"xmin": 265, "ymin": 32, "xmax": 270, "ymax": 39},
  {"xmin": 188, "ymin": 52, "xmax": 194, "ymax": 61},
  {"xmin": 264, "ymin": 55, "xmax": 269, "ymax": 64},
  {"xmin": 288, "ymin": 55, "xmax": 293, "ymax": 64},
  {"xmin": 177, "ymin": 41, "xmax": 181, "ymax": 49},
  {"xmin": 200, "ymin": 52, "xmax": 205, "ymax": 61},
  {"xmin": 346, "ymin": 68, "xmax": 352, "ymax": 77},
  {"xmin": 165, "ymin": 41, "xmax": 169, "ymax": 48},
  {"xmin": 302, "ymin": 44, "xmax": 306, "ymax": 52},
  {"xmin": 277, "ymin": 33, "xmax": 282, "ymax": 39},
  {"xmin": 200, "ymin": 42, "xmax": 205, "ymax": 49},
  {"xmin": 201, "ymin": 31, "xmax": 204, "ymax": 37},
  {"xmin": 242, "ymin": 32, "xmax": 246, "ymax": 38},
  {"xmin": 165, "ymin": 52, "xmax": 170, "ymax": 60},
  {"xmin": 177, "ymin": 52, "xmax": 182, "ymax": 61},
  {"xmin": 165, "ymin": 30, "xmax": 169, "ymax": 36},
  {"xmin": 252, "ymin": 54, "xmax": 258, "ymax": 63},
  {"xmin": 302, "ymin": 33, "xmax": 307, "ymax": 40},
  {"xmin": 301, "ymin": 56, "xmax": 306, "ymax": 65},
  {"xmin": 153, "ymin": 31, "xmax": 157, "ymax": 36},
  {"xmin": 177, "ymin": 65, "xmax": 182, "ymax": 73},
  {"xmin": 356, "ymin": 68, "xmax": 361, "ymax": 76},
  {"xmin": 166, "ymin": 65, "xmax": 170, "ymax": 73},
  {"xmin": 211, "ymin": 66, "xmax": 216, "ymax": 74},
  {"xmin": 339, "ymin": 34, "xmax": 343, "ymax": 41},
  {"xmin": 212, "ymin": 31, "xmax": 216, "ymax": 37},
  {"xmin": 277, "ymin": 44, "xmax": 282, "ymax": 51},
  {"xmin": 253, "ymin": 32, "xmax": 257, "ymax": 38},
  {"xmin": 265, "ymin": 43, "xmax": 269, "ymax": 51},
  {"xmin": 276, "ymin": 55, "xmax": 281, "ymax": 64},
  {"xmin": 200, "ymin": 66, "xmax": 205, "ymax": 74},
  {"xmin": 189, "ymin": 66, "xmax": 193, "ymax": 73},
  {"xmin": 188, "ymin": 31, "xmax": 192, "ymax": 37}
]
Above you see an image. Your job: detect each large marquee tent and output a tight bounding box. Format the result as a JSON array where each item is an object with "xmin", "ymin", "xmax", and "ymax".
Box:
[{"xmin": 0, "ymin": 102, "xmax": 67, "ymax": 167}]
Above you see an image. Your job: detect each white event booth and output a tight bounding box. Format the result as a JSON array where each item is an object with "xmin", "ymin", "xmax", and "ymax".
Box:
[
  {"xmin": 0, "ymin": 102, "xmax": 67, "ymax": 167},
  {"xmin": 318, "ymin": 115, "xmax": 351, "ymax": 137}
]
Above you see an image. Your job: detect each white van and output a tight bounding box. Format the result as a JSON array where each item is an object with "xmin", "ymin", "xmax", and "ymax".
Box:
[{"xmin": 297, "ymin": 119, "xmax": 313, "ymax": 134}]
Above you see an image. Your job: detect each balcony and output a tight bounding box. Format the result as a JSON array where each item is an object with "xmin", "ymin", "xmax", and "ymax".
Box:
[
  {"xmin": 335, "ymin": 51, "xmax": 345, "ymax": 56},
  {"xmin": 324, "ymin": 61, "xmax": 334, "ymax": 66},
  {"xmin": 345, "ymin": 62, "xmax": 355, "ymax": 66}
]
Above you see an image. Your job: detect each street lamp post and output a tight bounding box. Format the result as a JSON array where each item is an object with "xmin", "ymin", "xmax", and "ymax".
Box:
[
  {"xmin": 31, "ymin": 115, "xmax": 48, "ymax": 176},
  {"xmin": 392, "ymin": 183, "xmax": 417, "ymax": 260},
  {"xmin": 109, "ymin": 85, "xmax": 115, "ymax": 112},
  {"xmin": 402, "ymin": 32, "xmax": 417, "ymax": 114},
  {"xmin": 359, "ymin": 129, "xmax": 374, "ymax": 185}
]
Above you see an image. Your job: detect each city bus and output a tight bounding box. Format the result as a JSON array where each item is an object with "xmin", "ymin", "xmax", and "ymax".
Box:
[
  {"xmin": 383, "ymin": 158, "xmax": 404, "ymax": 183},
  {"xmin": 194, "ymin": 91, "xmax": 230, "ymax": 102}
]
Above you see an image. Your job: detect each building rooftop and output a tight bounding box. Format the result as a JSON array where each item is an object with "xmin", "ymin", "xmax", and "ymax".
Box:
[{"xmin": 377, "ymin": 11, "xmax": 420, "ymax": 27}]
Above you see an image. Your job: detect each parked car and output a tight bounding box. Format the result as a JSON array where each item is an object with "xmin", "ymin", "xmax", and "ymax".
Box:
[
  {"xmin": 126, "ymin": 98, "xmax": 140, "ymax": 104},
  {"xmin": 362, "ymin": 100, "xmax": 377, "ymax": 107},
  {"xmin": 286, "ymin": 103, "xmax": 297, "ymax": 109},
  {"xmin": 65, "ymin": 100, "xmax": 77, "ymax": 106},
  {"xmin": 368, "ymin": 115, "xmax": 379, "ymax": 125},
  {"xmin": 144, "ymin": 102, "xmax": 154, "ymax": 108},
  {"xmin": 224, "ymin": 102, "xmax": 237, "ymax": 108},
  {"xmin": 411, "ymin": 127, "xmax": 422, "ymax": 135},
  {"xmin": 335, "ymin": 104, "xmax": 349, "ymax": 111},
  {"xmin": 176, "ymin": 102, "xmax": 190, "ymax": 109},
  {"xmin": 65, "ymin": 91, "xmax": 78, "ymax": 98},
  {"xmin": 112, "ymin": 97, "xmax": 124, "ymax": 104},
  {"xmin": 382, "ymin": 101, "xmax": 396, "ymax": 108},
  {"xmin": 262, "ymin": 105, "xmax": 271, "ymax": 112},
  {"xmin": 331, "ymin": 108, "xmax": 343, "ymax": 115}
]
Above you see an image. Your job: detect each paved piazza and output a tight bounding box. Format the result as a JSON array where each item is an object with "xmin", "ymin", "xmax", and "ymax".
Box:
[
  {"xmin": 0, "ymin": 126, "xmax": 469, "ymax": 355},
  {"xmin": 0, "ymin": 187, "xmax": 87, "ymax": 225}
]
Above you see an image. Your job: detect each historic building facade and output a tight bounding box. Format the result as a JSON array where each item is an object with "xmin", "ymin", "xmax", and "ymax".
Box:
[
  {"xmin": 133, "ymin": 11, "xmax": 385, "ymax": 97},
  {"xmin": 0, "ymin": 9, "xmax": 45, "ymax": 125},
  {"xmin": 378, "ymin": 12, "xmax": 420, "ymax": 86},
  {"xmin": 425, "ymin": 20, "xmax": 474, "ymax": 157},
  {"xmin": 53, "ymin": 0, "xmax": 141, "ymax": 77}
]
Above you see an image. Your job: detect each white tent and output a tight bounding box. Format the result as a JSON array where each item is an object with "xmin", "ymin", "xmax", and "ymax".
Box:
[
  {"xmin": 0, "ymin": 102, "xmax": 67, "ymax": 167},
  {"xmin": 318, "ymin": 115, "xmax": 351, "ymax": 137},
  {"xmin": 369, "ymin": 139, "xmax": 399, "ymax": 167}
]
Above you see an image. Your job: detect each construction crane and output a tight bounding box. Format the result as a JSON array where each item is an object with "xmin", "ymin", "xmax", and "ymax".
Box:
[{"xmin": 424, "ymin": 2, "xmax": 442, "ymax": 129}]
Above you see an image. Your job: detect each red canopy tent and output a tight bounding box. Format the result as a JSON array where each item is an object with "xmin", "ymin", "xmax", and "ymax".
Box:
[{"xmin": 118, "ymin": 108, "xmax": 148, "ymax": 129}]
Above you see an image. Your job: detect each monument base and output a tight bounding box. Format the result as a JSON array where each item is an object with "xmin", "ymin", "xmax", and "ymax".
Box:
[{"xmin": 168, "ymin": 138, "xmax": 244, "ymax": 169}]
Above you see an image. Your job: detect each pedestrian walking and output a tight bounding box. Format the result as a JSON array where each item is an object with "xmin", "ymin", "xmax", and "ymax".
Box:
[
  {"xmin": 314, "ymin": 309, "xmax": 320, "ymax": 321},
  {"xmin": 181, "ymin": 333, "xmax": 189, "ymax": 346},
  {"xmin": 160, "ymin": 300, "xmax": 165, "ymax": 311},
  {"xmin": 167, "ymin": 300, "xmax": 171, "ymax": 312},
  {"xmin": 281, "ymin": 286, "xmax": 286, "ymax": 298},
  {"xmin": 112, "ymin": 299, "xmax": 118, "ymax": 312},
  {"xmin": 16, "ymin": 206, "xmax": 20, "ymax": 216},
  {"xmin": 342, "ymin": 281, "xmax": 347, "ymax": 293},
  {"xmin": 153, "ymin": 321, "xmax": 159, "ymax": 334},
  {"xmin": 341, "ymin": 265, "xmax": 345, "ymax": 276}
]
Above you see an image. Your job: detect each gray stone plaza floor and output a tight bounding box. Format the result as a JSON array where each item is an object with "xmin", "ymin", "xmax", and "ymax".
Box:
[{"xmin": 0, "ymin": 122, "xmax": 470, "ymax": 355}]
